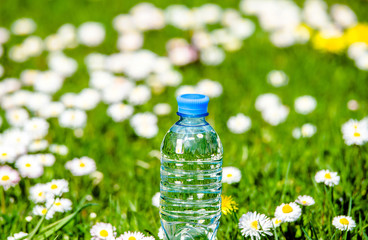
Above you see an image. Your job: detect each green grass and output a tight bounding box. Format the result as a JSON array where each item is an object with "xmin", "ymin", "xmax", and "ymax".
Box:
[{"xmin": 1, "ymin": 0, "xmax": 368, "ymax": 239}]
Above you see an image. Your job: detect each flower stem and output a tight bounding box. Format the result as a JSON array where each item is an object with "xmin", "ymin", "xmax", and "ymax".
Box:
[{"xmin": 1, "ymin": 187, "xmax": 5, "ymax": 214}]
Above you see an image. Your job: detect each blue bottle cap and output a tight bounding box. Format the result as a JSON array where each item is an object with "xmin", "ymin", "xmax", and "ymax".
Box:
[{"xmin": 177, "ymin": 94, "xmax": 209, "ymax": 116}]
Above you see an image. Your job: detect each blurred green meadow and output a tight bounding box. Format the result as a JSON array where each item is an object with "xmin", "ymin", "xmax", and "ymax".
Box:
[{"xmin": 1, "ymin": 0, "xmax": 368, "ymax": 239}]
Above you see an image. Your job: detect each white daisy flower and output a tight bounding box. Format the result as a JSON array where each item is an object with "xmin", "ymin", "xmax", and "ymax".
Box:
[
  {"xmin": 275, "ymin": 202, "xmax": 302, "ymax": 222},
  {"xmin": 294, "ymin": 95, "xmax": 317, "ymax": 115},
  {"xmin": 48, "ymin": 52, "xmax": 78, "ymax": 77},
  {"xmin": 107, "ymin": 103, "xmax": 134, "ymax": 122},
  {"xmin": 15, "ymin": 155, "xmax": 44, "ymax": 179},
  {"xmin": 200, "ymin": 46, "xmax": 225, "ymax": 66},
  {"xmin": 332, "ymin": 216, "xmax": 356, "ymax": 231},
  {"xmin": 28, "ymin": 139, "xmax": 49, "ymax": 152},
  {"xmin": 34, "ymin": 71, "xmax": 64, "ymax": 94},
  {"xmin": 295, "ymin": 195, "xmax": 315, "ymax": 206},
  {"xmin": 90, "ymin": 222, "xmax": 116, "ymax": 240},
  {"xmin": 261, "ymin": 104, "xmax": 289, "ymax": 126},
  {"xmin": 130, "ymin": 112, "xmax": 158, "ymax": 139},
  {"xmin": 117, "ymin": 31, "xmax": 143, "ymax": 52},
  {"xmin": 22, "ymin": 36, "xmax": 44, "ymax": 57},
  {"xmin": 35, "ymin": 154, "xmax": 55, "ymax": 167},
  {"xmin": 25, "ymin": 92, "xmax": 51, "ymax": 112},
  {"xmin": 272, "ymin": 218, "xmax": 282, "ymax": 228},
  {"xmin": 6, "ymin": 108, "xmax": 29, "ymax": 127},
  {"xmin": 158, "ymin": 227, "xmax": 164, "ymax": 239},
  {"xmin": 331, "ymin": 4, "xmax": 357, "ymax": 28},
  {"xmin": 0, "ymin": 165, "xmax": 20, "ymax": 190},
  {"xmin": 75, "ymin": 88, "xmax": 101, "ymax": 111},
  {"xmin": 128, "ymin": 85, "xmax": 151, "ymax": 106},
  {"xmin": 267, "ymin": 70, "xmax": 289, "ymax": 87},
  {"xmin": 116, "ymin": 231, "xmax": 145, "ymax": 240},
  {"xmin": 153, "ymin": 103, "xmax": 171, "ymax": 116},
  {"xmin": 29, "ymin": 183, "xmax": 48, "ymax": 203},
  {"xmin": 255, "ymin": 93, "xmax": 281, "ymax": 112},
  {"xmin": 238, "ymin": 211, "xmax": 273, "ymax": 240},
  {"xmin": 59, "ymin": 109, "xmax": 87, "ymax": 129},
  {"xmin": 46, "ymin": 198, "xmax": 72, "ymax": 213},
  {"xmin": 152, "ymin": 192, "xmax": 160, "ymax": 208},
  {"xmin": 0, "ymin": 145, "xmax": 17, "ymax": 164},
  {"xmin": 101, "ymin": 78, "xmax": 134, "ymax": 104},
  {"xmin": 0, "ymin": 27, "xmax": 10, "ymax": 44},
  {"xmin": 65, "ymin": 156, "xmax": 96, "ymax": 176},
  {"xmin": 347, "ymin": 99, "xmax": 359, "ymax": 111},
  {"xmin": 175, "ymin": 85, "xmax": 197, "ymax": 97},
  {"xmin": 222, "ymin": 166, "xmax": 242, "ymax": 184},
  {"xmin": 341, "ymin": 119, "xmax": 368, "ymax": 146},
  {"xmin": 347, "ymin": 42, "xmax": 367, "ymax": 60},
  {"xmin": 195, "ymin": 79, "xmax": 223, "ymax": 98},
  {"xmin": 49, "ymin": 144, "xmax": 68, "ymax": 156},
  {"xmin": 46, "ymin": 179, "xmax": 69, "ymax": 196},
  {"xmin": 23, "ymin": 117, "xmax": 49, "ymax": 140},
  {"xmin": 227, "ymin": 113, "xmax": 251, "ymax": 134},
  {"xmin": 77, "ymin": 22, "xmax": 105, "ymax": 47},
  {"xmin": 38, "ymin": 101, "xmax": 65, "ymax": 119},
  {"xmin": 11, "ymin": 18, "xmax": 36, "ymax": 36},
  {"xmin": 32, "ymin": 205, "xmax": 55, "ymax": 220},
  {"xmin": 7, "ymin": 232, "xmax": 28, "ymax": 240},
  {"xmin": 315, "ymin": 169, "xmax": 340, "ymax": 187}
]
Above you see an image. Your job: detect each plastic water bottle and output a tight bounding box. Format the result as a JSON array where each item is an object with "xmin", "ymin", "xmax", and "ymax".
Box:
[{"xmin": 160, "ymin": 94, "xmax": 223, "ymax": 240}]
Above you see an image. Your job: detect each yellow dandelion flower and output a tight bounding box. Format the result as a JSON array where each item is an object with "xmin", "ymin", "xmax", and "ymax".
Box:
[
  {"xmin": 345, "ymin": 23, "xmax": 368, "ymax": 45},
  {"xmin": 312, "ymin": 29, "xmax": 347, "ymax": 53},
  {"xmin": 221, "ymin": 195, "xmax": 238, "ymax": 215}
]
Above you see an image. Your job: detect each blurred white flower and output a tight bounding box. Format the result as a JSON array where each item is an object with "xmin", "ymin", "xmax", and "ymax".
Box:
[
  {"xmin": 227, "ymin": 113, "xmax": 251, "ymax": 134},
  {"xmin": 15, "ymin": 155, "xmax": 44, "ymax": 179},
  {"xmin": 228, "ymin": 19, "xmax": 255, "ymax": 40},
  {"xmin": 48, "ymin": 52, "xmax": 78, "ymax": 77},
  {"xmin": 238, "ymin": 211, "xmax": 273, "ymax": 240},
  {"xmin": 295, "ymin": 195, "xmax": 315, "ymax": 206},
  {"xmin": 222, "ymin": 166, "xmax": 242, "ymax": 184},
  {"xmin": 117, "ymin": 31, "xmax": 143, "ymax": 52},
  {"xmin": 22, "ymin": 36, "xmax": 44, "ymax": 57},
  {"xmin": 6, "ymin": 108, "xmax": 29, "ymax": 127},
  {"xmin": 107, "ymin": 103, "xmax": 134, "ymax": 122},
  {"xmin": 35, "ymin": 153, "xmax": 55, "ymax": 167},
  {"xmin": 267, "ymin": 70, "xmax": 288, "ymax": 87},
  {"xmin": 152, "ymin": 192, "xmax": 160, "ymax": 208},
  {"xmin": 116, "ymin": 231, "xmax": 145, "ymax": 240},
  {"xmin": 196, "ymin": 79, "xmax": 223, "ymax": 98},
  {"xmin": 75, "ymin": 88, "xmax": 101, "ymax": 110},
  {"xmin": 294, "ymin": 95, "xmax": 317, "ymax": 115},
  {"xmin": 200, "ymin": 46, "xmax": 225, "ymax": 65},
  {"xmin": 165, "ymin": 5, "xmax": 194, "ymax": 30},
  {"xmin": 347, "ymin": 42, "xmax": 367, "ymax": 60},
  {"xmin": 34, "ymin": 71, "xmax": 64, "ymax": 94},
  {"xmin": 153, "ymin": 103, "xmax": 171, "ymax": 116},
  {"xmin": 77, "ymin": 22, "xmax": 105, "ymax": 47},
  {"xmin": 11, "ymin": 18, "xmax": 36, "ymax": 35},
  {"xmin": 355, "ymin": 53, "xmax": 368, "ymax": 71},
  {"xmin": 175, "ymin": 85, "xmax": 197, "ymax": 97},
  {"xmin": 101, "ymin": 78, "xmax": 134, "ymax": 104},
  {"xmin": 65, "ymin": 156, "xmax": 96, "ymax": 176},
  {"xmin": 38, "ymin": 101, "xmax": 65, "ymax": 119},
  {"xmin": 331, "ymin": 4, "xmax": 357, "ymax": 28},
  {"xmin": 293, "ymin": 123, "xmax": 317, "ymax": 139},
  {"xmin": 130, "ymin": 3, "xmax": 165, "ymax": 31},
  {"xmin": 341, "ymin": 119, "xmax": 368, "ymax": 145},
  {"xmin": 0, "ymin": 165, "xmax": 20, "ymax": 190},
  {"xmin": 272, "ymin": 218, "xmax": 282, "ymax": 228},
  {"xmin": 0, "ymin": 145, "xmax": 17, "ymax": 164},
  {"xmin": 7, "ymin": 232, "xmax": 28, "ymax": 240},
  {"xmin": 130, "ymin": 112, "xmax": 158, "ymax": 139},
  {"xmin": 270, "ymin": 30, "xmax": 296, "ymax": 48},
  {"xmin": 46, "ymin": 179, "xmax": 69, "ymax": 196},
  {"xmin": 0, "ymin": 27, "xmax": 10, "ymax": 44},
  {"xmin": 124, "ymin": 50, "xmax": 157, "ymax": 80},
  {"xmin": 57, "ymin": 23, "xmax": 77, "ymax": 48},
  {"xmin": 59, "ymin": 109, "xmax": 87, "ymax": 129},
  {"xmin": 347, "ymin": 99, "xmax": 359, "ymax": 111},
  {"xmin": 24, "ymin": 118, "xmax": 49, "ymax": 140},
  {"xmin": 303, "ymin": 0, "xmax": 331, "ymax": 30},
  {"xmin": 33, "ymin": 205, "xmax": 55, "ymax": 220},
  {"xmin": 128, "ymin": 85, "xmax": 151, "ymax": 105},
  {"xmin": 85, "ymin": 53, "xmax": 107, "ymax": 71},
  {"xmin": 25, "ymin": 92, "xmax": 52, "ymax": 112},
  {"xmin": 46, "ymin": 198, "xmax": 72, "ymax": 213},
  {"xmin": 28, "ymin": 139, "xmax": 49, "ymax": 152},
  {"xmin": 20, "ymin": 70, "xmax": 40, "ymax": 86},
  {"xmin": 49, "ymin": 144, "xmax": 68, "ymax": 156},
  {"xmin": 261, "ymin": 104, "xmax": 289, "ymax": 126},
  {"xmin": 194, "ymin": 4, "xmax": 222, "ymax": 25},
  {"xmin": 29, "ymin": 183, "xmax": 48, "ymax": 203},
  {"xmin": 44, "ymin": 34, "xmax": 65, "ymax": 52}
]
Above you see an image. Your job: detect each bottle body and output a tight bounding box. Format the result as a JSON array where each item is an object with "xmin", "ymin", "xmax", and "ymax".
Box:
[{"xmin": 160, "ymin": 116, "xmax": 223, "ymax": 240}]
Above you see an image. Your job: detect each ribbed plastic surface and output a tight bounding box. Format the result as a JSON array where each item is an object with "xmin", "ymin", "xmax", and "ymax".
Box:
[{"xmin": 177, "ymin": 94, "xmax": 209, "ymax": 116}]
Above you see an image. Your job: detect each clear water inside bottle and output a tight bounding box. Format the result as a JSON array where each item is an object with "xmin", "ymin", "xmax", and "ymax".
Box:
[{"xmin": 160, "ymin": 116, "xmax": 223, "ymax": 240}]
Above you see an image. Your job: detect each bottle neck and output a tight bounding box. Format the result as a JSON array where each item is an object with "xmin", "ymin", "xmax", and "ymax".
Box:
[{"xmin": 177, "ymin": 115, "xmax": 207, "ymax": 126}]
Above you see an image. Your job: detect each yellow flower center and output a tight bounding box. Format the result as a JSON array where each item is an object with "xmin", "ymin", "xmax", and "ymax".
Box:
[
  {"xmin": 41, "ymin": 209, "xmax": 47, "ymax": 215},
  {"xmin": 38, "ymin": 192, "xmax": 43, "ymax": 197},
  {"xmin": 275, "ymin": 219, "xmax": 282, "ymax": 224},
  {"xmin": 25, "ymin": 163, "xmax": 31, "ymax": 167},
  {"xmin": 1, "ymin": 175, "xmax": 10, "ymax": 181},
  {"xmin": 80, "ymin": 162, "xmax": 85, "ymax": 167},
  {"xmin": 354, "ymin": 132, "xmax": 360, "ymax": 137},
  {"xmin": 251, "ymin": 220, "xmax": 258, "ymax": 229},
  {"xmin": 302, "ymin": 200, "xmax": 307, "ymax": 205},
  {"xmin": 282, "ymin": 204, "xmax": 293, "ymax": 213},
  {"xmin": 100, "ymin": 230, "xmax": 109, "ymax": 237},
  {"xmin": 340, "ymin": 218, "xmax": 349, "ymax": 225},
  {"xmin": 51, "ymin": 184, "xmax": 58, "ymax": 189},
  {"xmin": 2, "ymin": 153, "xmax": 7, "ymax": 157},
  {"xmin": 227, "ymin": 173, "xmax": 233, "ymax": 178},
  {"xmin": 128, "ymin": 237, "xmax": 136, "ymax": 240},
  {"xmin": 325, "ymin": 173, "xmax": 332, "ymax": 179},
  {"xmin": 55, "ymin": 202, "xmax": 61, "ymax": 206}
]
